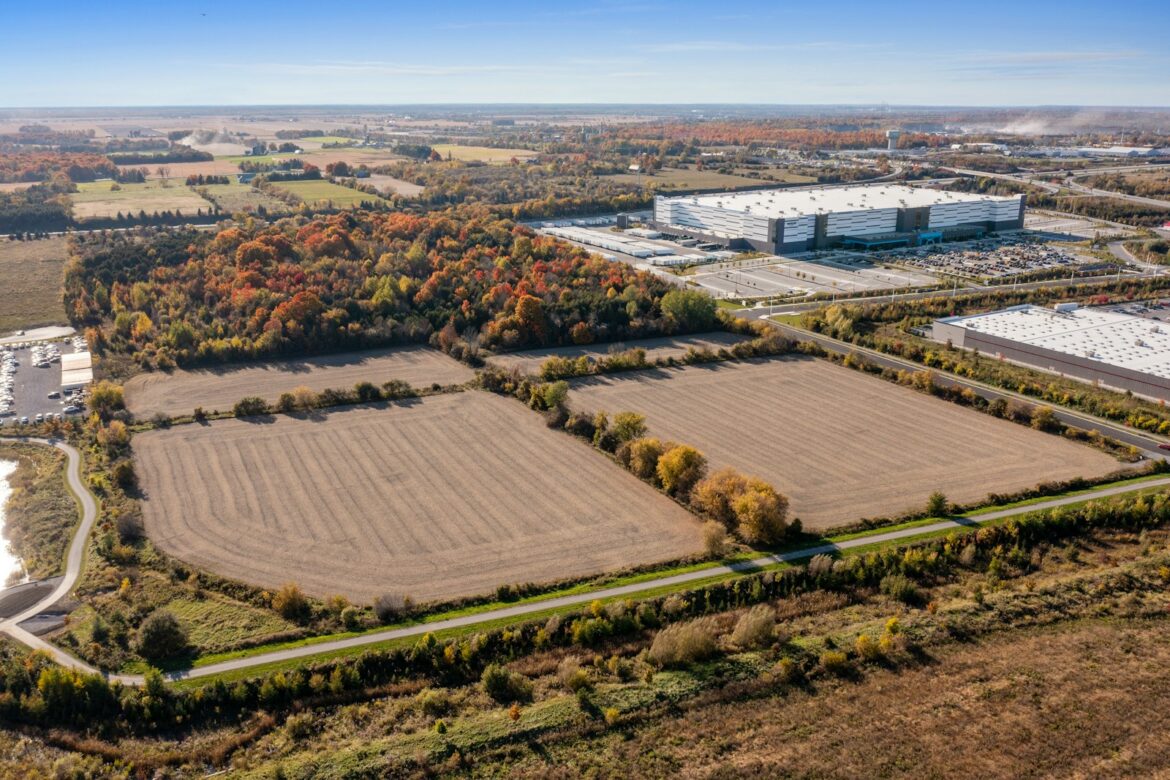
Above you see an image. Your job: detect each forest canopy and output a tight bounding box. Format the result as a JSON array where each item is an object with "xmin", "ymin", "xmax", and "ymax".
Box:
[{"xmin": 66, "ymin": 207, "xmax": 701, "ymax": 369}]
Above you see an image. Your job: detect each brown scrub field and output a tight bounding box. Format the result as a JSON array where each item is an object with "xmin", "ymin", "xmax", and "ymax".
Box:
[
  {"xmin": 486, "ymin": 332, "xmax": 749, "ymax": 375},
  {"xmin": 123, "ymin": 345, "xmax": 474, "ymax": 418},
  {"xmin": 568, "ymin": 357, "xmax": 1121, "ymax": 529},
  {"xmin": 0, "ymin": 237, "xmax": 69, "ymax": 332},
  {"xmin": 492, "ymin": 618, "xmax": 1170, "ymax": 778},
  {"xmin": 132, "ymin": 392, "xmax": 703, "ymax": 603}
]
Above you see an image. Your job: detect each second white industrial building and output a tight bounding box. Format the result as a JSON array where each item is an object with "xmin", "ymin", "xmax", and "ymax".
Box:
[
  {"xmin": 932, "ymin": 303, "xmax": 1170, "ymax": 401},
  {"xmin": 652, "ymin": 184, "xmax": 1025, "ymax": 254}
]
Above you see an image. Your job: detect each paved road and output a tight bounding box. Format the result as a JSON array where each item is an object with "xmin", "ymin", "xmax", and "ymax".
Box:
[
  {"xmin": 763, "ymin": 321, "xmax": 1170, "ymax": 455},
  {"xmin": 1060, "ymin": 178, "xmax": 1170, "ymax": 210},
  {"xmin": 155, "ymin": 475, "xmax": 1170, "ymax": 683},
  {"xmin": 2, "ymin": 434, "xmax": 1166, "ymax": 686},
  {"xmin": 0, "ymin": 326, "xmax": 76, "ymax": 347},
  {"xmin": 737, "ymin": 270, "xmax": 1151, "ymax": 320},
  {"xmin": 947, "ymin": 165, "xmax": 1170, "ymax": 211},
  {"xmin": 0, "ymin": 438, "xmax": 98, "ymax": 669}
]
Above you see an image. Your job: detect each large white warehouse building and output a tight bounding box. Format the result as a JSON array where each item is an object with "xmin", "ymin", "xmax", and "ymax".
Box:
[
  {"xmin": 652, "ymin": 184, "xmax": 1025, "ymax": 254},
  {"xmin": 932, "ymin": 304, "xmax": 1170, "ymax": 401}
]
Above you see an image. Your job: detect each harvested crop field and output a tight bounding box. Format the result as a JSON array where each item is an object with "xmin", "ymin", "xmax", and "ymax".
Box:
[
  {"xmin": 123, "ymin": 345, "xmax": 474, "ymax": 418},
  {"xmin": 132, "ymin": 392, "xmax": 702, "ymax": 602},
  {"xmin": 118, "ymin": 159, "xmax": 242, "ymax": 180},
  {"xmin": 486, "ymin": 332, "xmax": 749, "ymax": 375},
  {"xmin": 568, "ymin": 357, "xmax": 1121, "ymax": 529}
]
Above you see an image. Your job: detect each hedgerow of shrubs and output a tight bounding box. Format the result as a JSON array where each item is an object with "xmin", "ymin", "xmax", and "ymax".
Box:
[{"xmin": 3, "ymin": 487, "xmax": 1166, "ymax": 736}]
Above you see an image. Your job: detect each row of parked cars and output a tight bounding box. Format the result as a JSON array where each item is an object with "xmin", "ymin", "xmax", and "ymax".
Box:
[
  {"xmin": 0, "ymin": 350, "xmax": 15, "ymax": 416},
  {"xmin": 0, "ymin": 338, "xmax": 88, "ymax": 427}
]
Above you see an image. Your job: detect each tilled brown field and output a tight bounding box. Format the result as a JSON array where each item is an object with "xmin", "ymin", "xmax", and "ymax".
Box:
[
  {"xmin": 486, "ymin": 332, "xmax": 748, "ymax": 375},
  {"xmin": 124, "ymin": 346, "xmax": 474, "ymax": 418},
  {"xmin": 132, "ymin": 392, "xmax": 702, "ymax": 603},
  {"xmin": 569, "ymin": 357, "xmax": 1122, "ymax": 529}
]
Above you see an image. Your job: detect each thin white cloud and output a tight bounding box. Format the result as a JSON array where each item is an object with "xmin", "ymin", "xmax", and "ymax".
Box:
[
  {"xmin": 242, "ymin": 61, "xmax": 527, "ymax": 78},
  {"xmin": 642, "ymin": 40, "xmax": 778, "ymax": 53},
  {"xmin": 944, "ymin": 49, "xmax": 1146, "ymax": 81},
  {"xmin": 957, "ymin": 49, "xmax": 1141, "ymax": 64},
  {"xmin": 641, "ymin": 40, "xmax": 887, "ymax": 54}
]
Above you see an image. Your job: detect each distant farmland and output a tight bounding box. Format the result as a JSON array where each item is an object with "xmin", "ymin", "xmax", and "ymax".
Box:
[
  {"xmin": 117, "ymin": 159, "xmax": 242, "ymax": 180},
  {"xmin": 604, "ymin": 166, "xmax": 813, "ymax": 192},
  {"xmin": 364, "ymin": 173, "xmax": 424, "ymax": 197},
  {"xmin": 268, "ymin": 179, "xmax": 389, "ymax": 208},
  {"xmin": 569, "ymin": 358, "xmax": 1121, "ymax": 529},
  {"xmin": 133, "ymin": 392, "xmax": 702, "ymax": 602},
  {"xmin": 430, "ymin": 144, "xmax": 538, "ymax": 163},
  {"xmin": 71, "ymin": 179, "xmax": 212, "ymax": 220},
  {"xmin": 124, "ymin": 345, "xmax": 474, "ymax": 418},
  {"xmin": 196, "ymin": 182, "xmax": 294, "ymax": 215}
]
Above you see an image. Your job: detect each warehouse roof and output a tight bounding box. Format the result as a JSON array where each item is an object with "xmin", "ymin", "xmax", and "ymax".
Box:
[
  {"xmin": 61, "ymin": 351, "xmax": 93, "ymax": 389},
  {"xmin": 938, "ymin": 304, "xmax": 1170, "ymax": 379},
  {"xmin": 658, "ymin": 184, "xmax": 1019, "ymax": 219}
]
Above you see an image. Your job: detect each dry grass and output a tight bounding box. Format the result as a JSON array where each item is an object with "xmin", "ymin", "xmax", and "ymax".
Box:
[
  {"xmin": 486, "ymin": 332, "xmax": 748, "ymax": 375},
  {"xmin": 430, "ymin": 144, "xmax": 538, "ymax": 163},
  {"xmin": 196, "ymin": 182, "xmax": 294, "ymax": 215},
  {"xmin": 568, "ymin": 357, "xmax": 1120, "ymax": 529},
  {"xmin": 363, "ymin": 173, "xmax": 424, "ymax": 197},
  {"xmin": 123, "ymin": 345, "xmax": 474, "ymax": 418},
  {"xmin": 267, "ymin": 179, "xmax": 389, "ymax": 208},
  {"xmin": 0, "ymin": 236, "xmax": 69, "ymax": 331},
  {"xmin": 489, "ymin": 617, "xmax": 1170, "ymax": 779},
  {"xmin": 132, "ymin": 392, "xmax": 702, "ymax": 603},
  {"xmin": 71, "ymin": 179, "xmax": 212, "ymax": 220}
]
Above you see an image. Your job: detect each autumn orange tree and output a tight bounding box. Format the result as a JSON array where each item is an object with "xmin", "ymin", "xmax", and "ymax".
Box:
[{"xmin": 65, "ymin": 206, "xmax": 702, "ymax": 369}]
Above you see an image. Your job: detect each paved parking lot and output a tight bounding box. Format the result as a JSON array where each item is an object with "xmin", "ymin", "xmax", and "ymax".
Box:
[
  {"xmin": 0, "ymin": 338, "xmax": 87, "ymax": 428},
  {"xmin": 1024, "ymin": 213, "xmax": 1141, "ymax": 240},
  {"xmin": 884, "ymin": 235, "xmax": 1105, "ymax": 281},
  {"xmin": 692, "ymin": 255, "xmax": 938, "ymax": 299}
]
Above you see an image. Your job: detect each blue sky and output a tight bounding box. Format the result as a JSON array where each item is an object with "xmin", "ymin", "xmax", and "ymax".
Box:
[{"xmin": 3, "ymin": 0, "xmax": 1167, "ymax": 107}]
